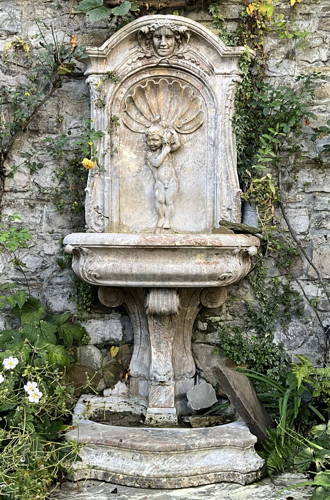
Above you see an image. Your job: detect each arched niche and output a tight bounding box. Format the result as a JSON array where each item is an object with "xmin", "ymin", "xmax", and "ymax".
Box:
[{"xmin": 84, "ymin": 15, "xmax": 245, "ymax": 234}]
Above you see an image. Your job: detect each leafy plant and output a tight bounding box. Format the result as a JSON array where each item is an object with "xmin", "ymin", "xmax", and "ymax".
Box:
[
  {"xmin": 77, "ymin": 0, "xmax": 139, "ymax": 23},
  {"xmin": 0, "ymin": 292, "xmax": 85, "ymax": 499},
  {"xmin": 246, "ymin": 261, "xmax": 304, "ymax": 332},
  {"xmin": 235, "ymin": 73, "xmax": 317, "ymax": 194},
  {"xmin": 312, "ymin": 119, "xmax": 330, "ymax": 155},
  {"xmin": 215, "ymin": 326, "xmax": 289, "ymax": 385},
  {"xmin": 0, "ymin": 214, "xmax": 32, "ymax": 253},
  {"xmin": 0, "ymin": 292, "xmax": 86, "ymax": 365},
  {"xmin": 241, "ymin": 356, "xmax": 329, "ymax": 481},
  {"xmin": 0, "ymin": 23, "xmax": 86, "ymax": 169}
]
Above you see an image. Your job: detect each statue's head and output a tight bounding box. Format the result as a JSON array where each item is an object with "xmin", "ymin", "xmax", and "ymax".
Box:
[
  {"xmin": 138, "ymin": 22, "xmax": 190, "ymax": 58},
  {"xmin": 146, "ymin": 125, "xmax": 165, "ymax": 151}
]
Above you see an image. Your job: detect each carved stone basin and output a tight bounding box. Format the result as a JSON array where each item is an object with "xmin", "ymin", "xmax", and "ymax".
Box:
[{"xmin": 64, "ymin": 233, "xmax": 259, "ymax": 288}]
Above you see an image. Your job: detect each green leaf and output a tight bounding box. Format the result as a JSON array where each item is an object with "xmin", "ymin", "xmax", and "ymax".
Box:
[
  {"xmin": 58, "ymin": 325, "xmax": 73, "ymax": 347},
  {"xmin": 313, "ymin": 472, "xmax": 330, "ymax": 488},
  {"xmin": 0, "ymin": 329, "xmax": 21, "ymax": 348},
  {"xmin": 58, "ymin": 323, "xmax": 85, "ymax": 347},
  {"xmin": 87, "ymin": 6, "xmax": 110, "ymax": 22},
  {"xmin": 48, "ymin": 312, "xmax": 71, "ymax": 326},
  {"xmin": 38, "ymin": 320, "xmax": 58, "ymax": 345},
  {"xmin": 309, "ymin": 404, "xmax": 326, "ymax": 422},
  {"xmin": 0, "ymin": 402, "xmax": 18, "ymax": 412},
  {"xmin": 294, "ymin": 446, "xmax": 314, "ymax": 471},
  {"xmin": 312, "ymin": 486, "xmax": 330, "ymax": 500},
  {"xmin": 111, "ymin": 1, "xmax": 131, "ymax": 16},
  {"xmin": 45, "ymin": 344, "xmax": 72, "ymax": 367},
  {"xmin": 40, "ymin": 419, "xmax": 67, "ymax": 439},
  {"xmin": 129, "ymin": 1, "xmax": 140, "ymax": 11},
  {"xmin": 77, "ymin": 0, "xmax": 103, "ymax": 12},
  {"xmin": 14, "ymin": 297, "xmax": 45, "ymax": 325},
  {"xmin": 0, "ymin": 290, "xmax": 27, "ymax": 309}
]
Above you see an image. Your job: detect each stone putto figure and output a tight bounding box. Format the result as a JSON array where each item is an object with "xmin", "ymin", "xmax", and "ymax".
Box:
[
  {"xmin": 123, "ymin": 76, "xmax": 204, "ymax": 232},
  {"xmin": 145, "ymin": 126, "xmax": 181, "ymax": 230}
]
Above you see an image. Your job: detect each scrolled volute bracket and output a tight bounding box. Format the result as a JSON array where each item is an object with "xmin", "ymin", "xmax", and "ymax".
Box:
[{"xmin": 98, "ymin": 287, "xmax": 125, "ymax": 308}]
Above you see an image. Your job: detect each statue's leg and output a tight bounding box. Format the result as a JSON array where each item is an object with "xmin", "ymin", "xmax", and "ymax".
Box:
[
  {"xmin": 155, "ymin": 181, "xmax": 165, "ymax": 228},
  {"xmin": 163, "ymin": 178, "xmax": 178, "ymax": 229}
]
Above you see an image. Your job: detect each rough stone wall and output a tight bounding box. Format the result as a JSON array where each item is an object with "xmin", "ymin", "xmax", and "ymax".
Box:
[{"xmin": 0, "ymin": 0, "xmax": 329, "ymax": 374}]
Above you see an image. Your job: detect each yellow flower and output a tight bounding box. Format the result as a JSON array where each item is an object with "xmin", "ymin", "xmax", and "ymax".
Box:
[
  {"xmin": 24, "ymin": 92, "xmax": 31, "ymax": 97},
  {"xmin": 81, "ymin": 158, "xmax": 96, "ymax": 169}
]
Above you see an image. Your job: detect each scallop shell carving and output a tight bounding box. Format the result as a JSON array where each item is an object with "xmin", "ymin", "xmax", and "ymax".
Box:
[{"xmin": 122, "ymin": 78, "xmax": 204, "ymax": 134}]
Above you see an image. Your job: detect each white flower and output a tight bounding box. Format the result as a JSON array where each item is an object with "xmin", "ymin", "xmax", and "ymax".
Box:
[
  {"xmin": 24, "ymin": 381, "xmax": 38, "ymax": 394},
  {"xmin": 0, "ymin": 373, "xmax": 4, "ymax": 384},
  {"xmin": 3, "ymin": 357, "xmax": 19, "ymax": 370},
  {"xmin": 27, "ymin": 389, "xmax": 43, "ymax": 403}
]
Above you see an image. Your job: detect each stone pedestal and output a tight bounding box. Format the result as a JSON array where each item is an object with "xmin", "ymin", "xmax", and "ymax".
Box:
[
  {"xmin": 66, "ymin": 421, "xmax": 264, "ymax": 488},
  {"xmin": 98, "ymin": 286, "xmax": 229, "ymax": 423}
]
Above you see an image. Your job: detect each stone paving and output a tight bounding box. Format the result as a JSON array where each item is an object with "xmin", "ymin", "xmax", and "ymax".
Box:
[{"xmin": 52, "ymin": 474, "xmax": 312, "ymax": 500}]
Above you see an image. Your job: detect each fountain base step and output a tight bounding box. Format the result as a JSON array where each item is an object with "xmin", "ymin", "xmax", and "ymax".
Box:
[{"xmin": 66, "ymin": 421, "xmax": 264, "ymax": 489}]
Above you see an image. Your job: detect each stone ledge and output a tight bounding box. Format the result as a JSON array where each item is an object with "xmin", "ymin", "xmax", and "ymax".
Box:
[
  {"xmin": 67, "ymin": 421, "xmax": 257, "ymax": 451},
  {"xmin": 69, "ymin": 468, "xmax": 263, "ymax": 489},
  {"xmin": 51, "ymin": 473, "xmax": 313, "ymax": 499}
]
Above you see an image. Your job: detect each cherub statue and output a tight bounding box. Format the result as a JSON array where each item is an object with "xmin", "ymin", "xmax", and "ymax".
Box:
[
  {"xmin": 145, "ymin": 126, "xmax": 181, "ymax": 230},
  {"xmin": 122, "ymin": 77, "xmax": 204, "ymax": 232}
]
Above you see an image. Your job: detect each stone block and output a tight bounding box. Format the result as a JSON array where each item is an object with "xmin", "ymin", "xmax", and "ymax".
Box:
[
  {"xmin": 298, "ymin": 169, "xmax": 330, "ymax": 193},
  {"xmin": 103, "ymin": 381, "xmax": 128, "ymax": 397},
  {"xmin": 197, "ymin": 320, "xmax": 208, "ymax": 331},
  {"xmin": 44, "ymin": 284, "xmax": 76, "ymax": 314},
  {"xmin": 212, "ymin": 364, "xmax": 273, "ymax": 442},
  {"xmin": 72, "ymin": 394, "xmax": 147, "ymax": 426},
  {"xmin": 315, "ymin": 82, "xmax": 330, "ymax": 100},
  {"xmin": 274, "ymin": 318, "xmax": 324, "ymax": 365},
  {"xmin": 4, "ymin": 169, "xmax": 30, "ymax": 192},
  {"xmin": 66, "ymin": 364, "xmax": 102, "ymax": 397},
  {"xmin": 20, "ymin": 253, "xmax": 45, "ymax": 273},
  {"xmin": 0, "ymin": 4, "xmax": 21, "ymax": 36},
  {"xmin": 298, "ymin": 281, "xmax": 330, "ymax": 312},
  {"xmin": 78, "ymin": 345, "xmax": 103, "ymax": 371},
  {"xmin": 193, "ymin": 343, "xmax": 227, "ymax": 394},
  {"xmin": 312, "ymin": 213, "xmax": 330, "ymax": 230},
  {"xmin": 121, "ymin": 314, "xmax": 133, "ymax": 343},
  {"xmin": 115, "ymin": 344, "xmax": 132, "ymax": 370},
  {"xmin": 313, "ymin": 194, "xmax": 330, "ymax": 211},
  {"xmin": 187, "ymin": 381, "xmax": 217, "ymax": 411},
  {"xmin": 281, "ymin": 208, "xmax": 309, "ymax": 234},
  {"xmin": 42, "ymin": 240, "xmax": 61, "ymax": 256},
  {"xmin": 182, "ymin": 410, "xmax": 236, "ymax": 427},
  {"xmin": 149, "ymin": 384, "xmax": 175, "ymax": 409},
  {"xmin": 319, "ymin": 18, "xmax": 330, "ymax": 31},
  {"xmin": 102, "ymin": 359, "xmax": 123, "ymax": 388},
  {"xmin": 83, "ymin": 315, "xmax": 123, "ymax": 344},
  {"xmin": 310, "ymin": 246, "xmax": 330, "ymax": 277}
]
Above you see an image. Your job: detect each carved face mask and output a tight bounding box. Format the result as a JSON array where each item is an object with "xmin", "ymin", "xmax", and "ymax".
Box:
[{"xmin": 152, "ymin": 27, "xmax": 175, "ymax": 57}]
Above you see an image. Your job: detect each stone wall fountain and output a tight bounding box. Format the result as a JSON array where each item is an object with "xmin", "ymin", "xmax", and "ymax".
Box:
[{"xmin": 64, "ymin": 15, "xmax": 264, "ymax": 488}]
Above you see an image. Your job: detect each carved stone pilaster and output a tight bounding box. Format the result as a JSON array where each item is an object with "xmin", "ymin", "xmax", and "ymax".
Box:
[{"xmin": 145, "ymin": 289, "xmax": 179, "ymax": 424}]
